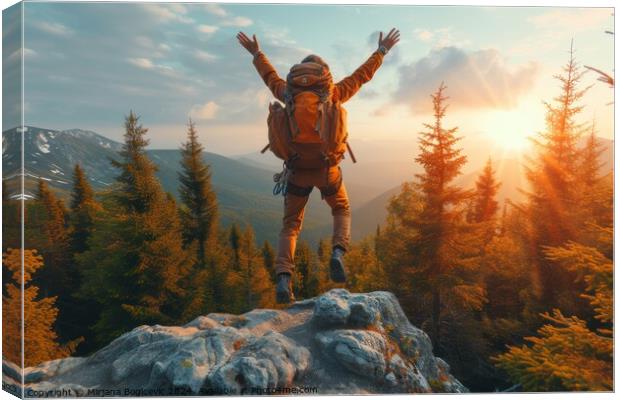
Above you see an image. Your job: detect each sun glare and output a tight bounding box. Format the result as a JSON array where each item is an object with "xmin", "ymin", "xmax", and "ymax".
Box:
[{"xmin": 481, "ymin": 107, "xmax": 543, "ymax": 154}]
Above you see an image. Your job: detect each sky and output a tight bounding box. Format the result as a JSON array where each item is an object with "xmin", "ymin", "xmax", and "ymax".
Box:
[{"xmin": 3, "ymin": 1, "xmax": 615, "ymax": 162}]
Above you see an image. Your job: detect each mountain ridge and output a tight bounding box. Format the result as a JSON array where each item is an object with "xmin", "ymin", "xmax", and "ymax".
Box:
[{"xmin": 3, "ymin": 126, "xmax": 613, "ymax": 245}]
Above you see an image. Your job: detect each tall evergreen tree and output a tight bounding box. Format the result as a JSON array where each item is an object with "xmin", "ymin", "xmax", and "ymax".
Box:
[
  {"xmin": 383, "ymin": 83, "xmax": 481, "ymax": 354},
  {"xmin": 579, "ymin": 122, "xmax": 605, "ymax": 190},
  {"xmin": 523, "ymin": 42, "xmax": 591, "ymax": 312},
  {"xmin": 33, "ymin": 180, "xmax": 71, "ymax": 300},
  {"xmin": 261, "ymin": 240, "xmax": 275, "ymax": 278},
  {"xmin": 229, "ymin": 223, "xmax": 242, "ymax": 271},
  {"xmin": 223, "ymin": 225, "xmax": 274, "ymax": 312},
  {"xmin": 78, "ymin": 111, "xmax": 191, "ymax": 346},
  {"xmin": 411, "ymin": 82, "xmax": 473, "ymax": 349},
  {"xmin": 178, "ymin": 119, "xmax": 218, "ymax": 268},
  {"xmin": 66, "ymin": 164, "xmax": 102, "ymax": 353},
  {"xmin": 577, "ymin": 121, "xmax": 610, "ymax": 231},
  {"xmin": 344, "ymin": 237, "xmax": 386, "ymax": 293},
  {"xmin": 294, "ymin": 241, "xmax": 320, "ymax": 299},
  {"xmin": 3, "ymin": 249, "xmax": 80, "ymax": 366},
  {"xmin": 473, "ymin": 158, "xmax": 501, "ymax": 223},
  {"xmin": 69, "ymin": 164, "xmax": 101, "ymax": 255}
]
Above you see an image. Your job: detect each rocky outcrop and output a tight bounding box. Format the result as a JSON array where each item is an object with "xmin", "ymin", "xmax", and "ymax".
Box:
[{"xmin": 3, "ymin": 289, "xmax": 466, "ymax": 396}]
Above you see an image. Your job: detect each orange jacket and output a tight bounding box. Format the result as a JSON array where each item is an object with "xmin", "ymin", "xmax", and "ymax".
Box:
[{"xmin": 252, "ymin": 50, "xmax": 385, "ymax": 103}]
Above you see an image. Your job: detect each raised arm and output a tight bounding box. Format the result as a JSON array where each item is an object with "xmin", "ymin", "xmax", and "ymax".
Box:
[
  {"xmin": 237, "ymin": 31, "xmax": 286, "ymax": 101},
  {"xmin": 334, "ymin": 28, "xmax": 400, "ymax": 103}
]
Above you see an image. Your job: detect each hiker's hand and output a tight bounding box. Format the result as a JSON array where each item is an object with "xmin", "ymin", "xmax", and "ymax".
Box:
[
  {"xmin": 378, "ymin": 28, "xmax": 400, "ymax": 51},
  {"xmin": 237, "ymin": 32, "xmax": 260, "ymax": 56}
]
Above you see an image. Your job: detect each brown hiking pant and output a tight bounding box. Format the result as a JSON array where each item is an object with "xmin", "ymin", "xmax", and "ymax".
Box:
[{"xmin": 275, "ymin": 166, "xmax": 350, "ymax": 276}]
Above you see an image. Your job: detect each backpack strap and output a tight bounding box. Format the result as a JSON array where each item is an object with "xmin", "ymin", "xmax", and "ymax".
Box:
[{"xmin": 283, "ymin": 88, "xmax": 300, "ymax": 137}]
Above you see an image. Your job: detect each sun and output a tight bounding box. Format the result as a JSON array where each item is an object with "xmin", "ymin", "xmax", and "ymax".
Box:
[
  {"xmin": 493, "ymin": 128, "xmax": 531, "ymax": 152},
  {"xmin": 481, "ymin": 107, "xmax": 544, "ymax": 154}
]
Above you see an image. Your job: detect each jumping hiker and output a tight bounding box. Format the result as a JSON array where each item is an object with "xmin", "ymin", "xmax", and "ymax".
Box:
[{"xmin": 237, "ymin": 28, "xmax": 400, "ymax": 303}]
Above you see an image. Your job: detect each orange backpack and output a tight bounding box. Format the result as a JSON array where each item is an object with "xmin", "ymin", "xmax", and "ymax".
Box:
[{"xmin": 261, "ymin": 61, "xmax": 354, "ymax": 169}]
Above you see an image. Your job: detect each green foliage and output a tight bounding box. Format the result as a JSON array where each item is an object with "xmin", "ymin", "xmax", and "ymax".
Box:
[
  {"xmin": 293, "ymin": 241, "xmax": 322, "ymax": 299},
  {"xmin": 344, "ymin": 236, "xmax": 386, "ymax": 293},
  {"xmin": 261, "ymin": 240, "xmax": 276, "ymax": 278},
  {"xmin": 175, "ymin": 119, "xmax": 221, "ymax": 320},
  {"xmin": 229, "ymin": 223, "xmax": 242, "ymax": 270},
  {"xmin": 34, "ymin": 179, "xmax": 71, "ymax": 299},
  {"xmin": 178, "ymin": 119, "xmax": 218, "ymax": 268},
  {"xmin": 64, "ymin": 164, "xmax": 103, "ymax": 353},
  {"xmin": 382, "ymin": 83, "xmax": 482, "ymax": 353},
  {"xmin": 77, "ymin": 112, "xmax": 191, "ymax": 346},
  {"xmin": 522, "ymin": 43, "xmax": 591, "ymax": 312},
  {"xmin": 494, "ymin": 225, "xmax": 613, "ymax": 391},
  {"xmin": 472, "ymin": 158, "xmax": 500, "ymax": 224},
  {"xmin": 493, "ymin": 310, "xmax": 612, "ymax": 391},
  {"xmin": 69, "ymin": 164, "xmax": 101, "ymax": 255},
  {"xmin": 222, "ymin": 225, "xmax": 275, "ymax": 312}
]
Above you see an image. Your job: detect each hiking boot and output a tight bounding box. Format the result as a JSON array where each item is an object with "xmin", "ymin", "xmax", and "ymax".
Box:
[
  {"xmin": 276, "ymin": 273, "xmax": 295, "ymax": 304},
  {"xmin": 329, "ymin": 247, "xmax": 347, "ymax": 283}
]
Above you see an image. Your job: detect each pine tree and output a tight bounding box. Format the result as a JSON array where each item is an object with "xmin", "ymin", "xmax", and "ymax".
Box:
[
  {"xmin": 314, "ymin": 238, "xmax": 333, "ymax": 294},
  {"xmin": 34, "ymin": 180, "xmax": 71, "ymax": 299},
  {"xmin": 178, "ymin": 119, "xmax": 218, "ymax": 268},
  {"xmin": 493, "ymin": 226, "xmax": 612, "ymax": 391},
  {"xmin": 229, "ymin": 223, "xmax": 242, "ymax": 271},
  {"xmin": 65, "ymin": 164, "xmax": 102, "ymax": 353},
  {"xmin": 408, "ymin": 82, "xmax": 477, "ymax": 350},
  {"xmin": 261, "ymin": 241, "xmax": 275, "ymax": 278},
  {"xmin": 36, "ymin": 179, "xmax": 69, "ymax": 267},
  {"xmin": 69, "ymin": 164, "xmax": 101, "ymax": 255},
  {"xmin": 523, "ymin": 42, "xmax": 591, "ymax": 313},
  {"xmin": 294, "ymin": 241, "xmax": 320, "ymax": 299},
  {"xmin": 577, "ymin": 121, "xmax": 610, "ymax": 231},
  {"xmin": 228, "ymin": 225, "xmax": 274, "ymax": 311},
  {"xmin": 344, "ymin": 237, "xmax": 386, "ymax": 293},
  {"xmin": 580, "ymin": 122, "xmax": 605, "ymax": 190},
  {"xmin": 3, "ymin": 248, "xmax": 80, "ymax": 366},
  {"xmin": 77, "ymin": 111, "xmax": 191, "ymax": 346},
  {"xmin": 473, "ymin": 158, "xmax": 501, "ymax": 223}
]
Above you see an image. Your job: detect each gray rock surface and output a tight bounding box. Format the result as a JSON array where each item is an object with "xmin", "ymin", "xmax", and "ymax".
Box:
[{"xmin": 3, "ymin": 289, "xmax": 467, "ymax": 395}]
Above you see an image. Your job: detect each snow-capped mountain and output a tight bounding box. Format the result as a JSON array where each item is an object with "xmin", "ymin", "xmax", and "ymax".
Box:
[
  {"xmin": 3, "ymin": 126, "xmax": 123, "ymax": 198},
  {"xmin": 1, "ymin": 126, "xmax": 334, "ymax": 244}
]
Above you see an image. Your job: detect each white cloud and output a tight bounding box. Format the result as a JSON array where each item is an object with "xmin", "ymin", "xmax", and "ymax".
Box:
[
  {"xmin": 394, "ymin": 47, "xmax": 538, "ymax": 113},
  {"xmin": 195, "ymin": 50, "xmax": 217, "ymax": 62},
  {"xmin": 133, "ymin": 36, "xmax": 172, "ymax": 58},
  {"xmin": 141, "ymin": 4, "xmax": 193, "ymax": 24},
  {"xmin": 8, "ymin": 48, "xmax": 36, "ymax": 62},
  {"xmin": 127, "ymin": 57, "xmax": 154, "ymax": 69},
  {"xmin": 205, "ymin": 4, "xmax": 228, "ymax": 17},
  {"xmin": 222, "ymin": 16, "xmax": 253, "ymax": 27},
  {"xmin": 37, "ymin": 21, "xmax": 73, "ymax": 36},
  {"xmin": 415, "ymin": 29, "xmax": 433, "ymax": 42},
  {"xmin": 190, "ymin": 101, "xmax": 220, "ymax": 120},
  {"xmin": 198, "ymin": 24, "xmax": 219, "ymax": 34}
]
